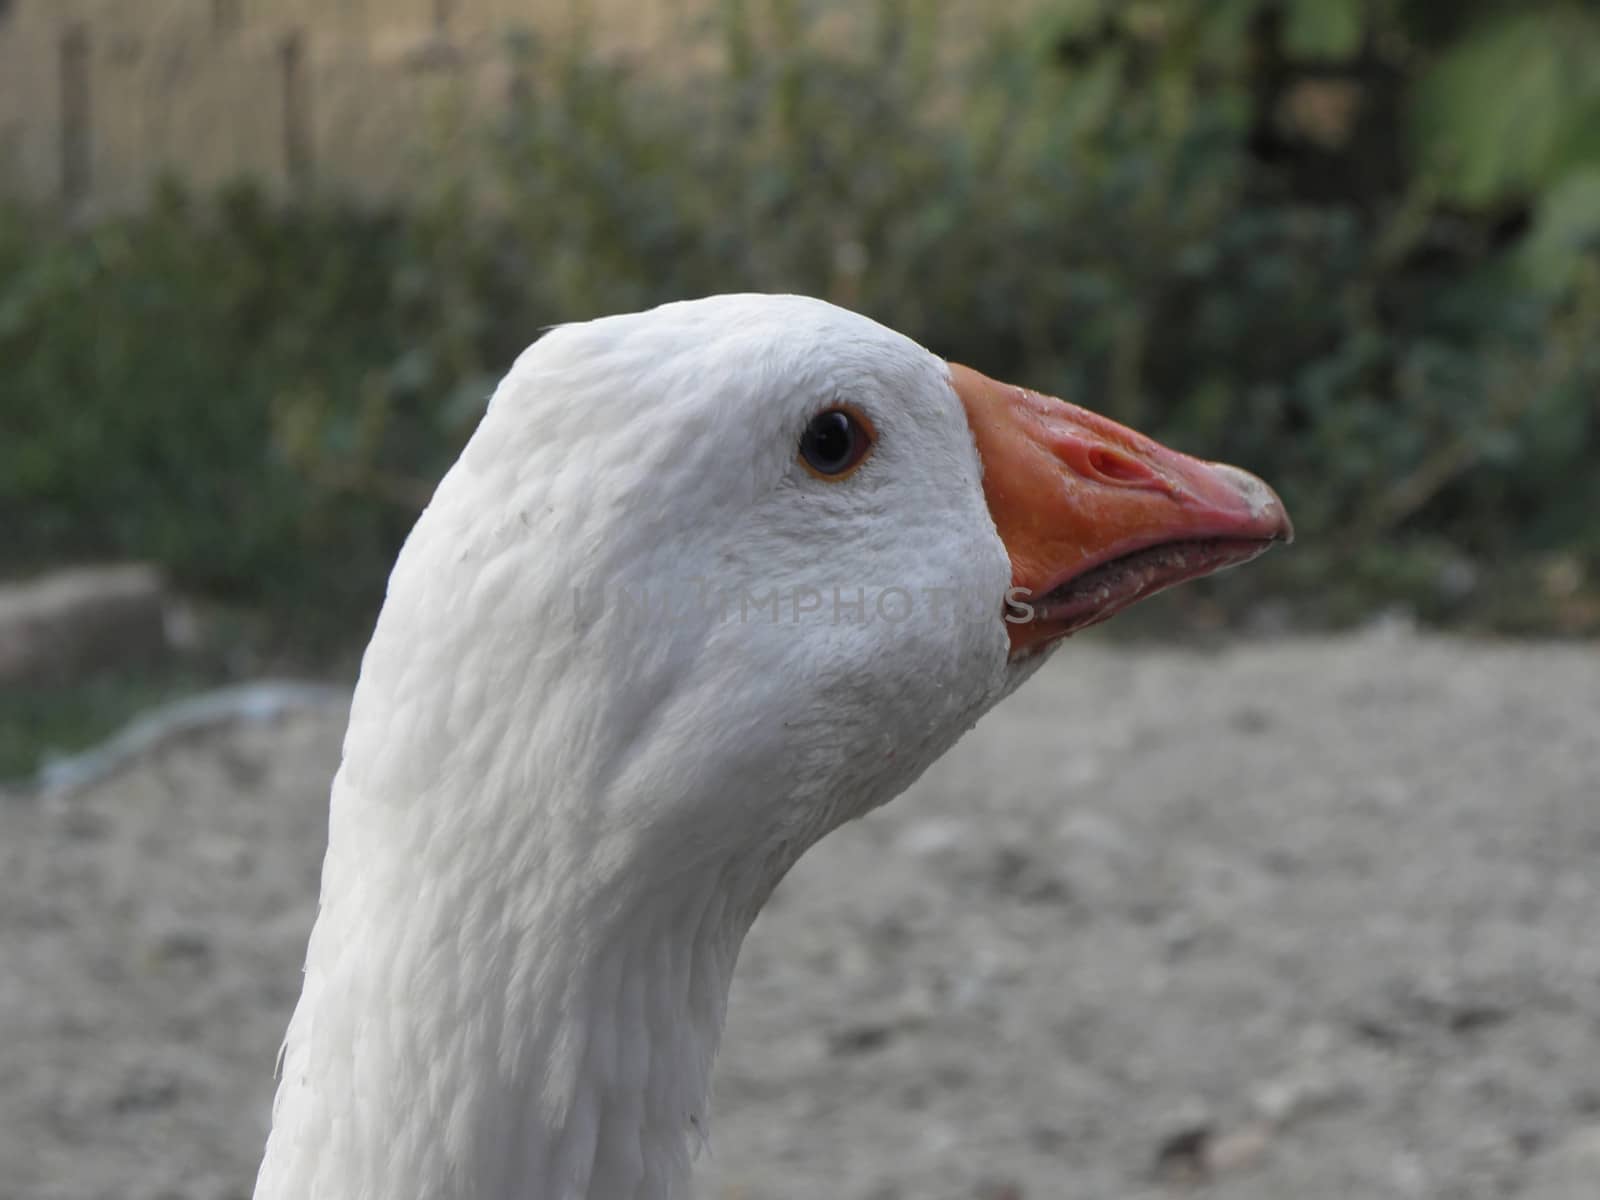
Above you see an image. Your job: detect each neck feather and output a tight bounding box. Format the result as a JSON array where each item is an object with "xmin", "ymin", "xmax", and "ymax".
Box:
[{"xmin": 255, "ymin": 757, "xmax": 766, "ymax": 1200}]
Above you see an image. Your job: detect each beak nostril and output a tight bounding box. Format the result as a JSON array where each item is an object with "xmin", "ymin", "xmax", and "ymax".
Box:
[{"xmin": 1087, "ymin": 447, "xmax": 1154, "ymax": 486}]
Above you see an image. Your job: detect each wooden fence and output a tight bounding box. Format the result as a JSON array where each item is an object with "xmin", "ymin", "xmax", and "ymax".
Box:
[
  {"xmin": 0, "ymin": 0, "xmax": 724, "ymax": 212},
  {"xmin": 0, "ymin": 1, "xmax": 1023, "ymax": 214}
]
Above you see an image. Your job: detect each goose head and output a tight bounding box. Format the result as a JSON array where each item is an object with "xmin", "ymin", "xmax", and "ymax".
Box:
[{"xmin": 257, "ymin": 294, "xmax": 1290, "ymax": 1200}]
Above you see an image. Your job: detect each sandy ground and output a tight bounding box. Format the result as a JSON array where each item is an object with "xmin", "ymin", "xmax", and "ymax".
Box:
[{"xmin": 4, "ymin": 629, "xmax": 1599, "ymax": 1200}]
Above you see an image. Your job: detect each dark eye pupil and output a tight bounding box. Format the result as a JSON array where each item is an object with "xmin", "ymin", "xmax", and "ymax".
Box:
[{"xmin": 801, "ymin": 410, "xmax": 857, "ymax": 474}]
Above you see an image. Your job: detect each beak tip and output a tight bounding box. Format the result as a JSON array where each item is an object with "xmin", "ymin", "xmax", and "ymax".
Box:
[
  {"xmin": 1210, "ymin": 462, "xmax": 1293, "ymax": 547},
  {"xmin": 1265, "ymin": 494, "xmax": 1294, "ymax": 547}
]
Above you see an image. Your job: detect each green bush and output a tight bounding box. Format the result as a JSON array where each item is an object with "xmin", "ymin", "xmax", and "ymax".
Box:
[
  {"xmin": 3, "ymin": 0, "xmax": 1597, "ymax": 652},
  {"xmin": 0, "ymin": 187, "xmax": 501, "ymax": 642}
]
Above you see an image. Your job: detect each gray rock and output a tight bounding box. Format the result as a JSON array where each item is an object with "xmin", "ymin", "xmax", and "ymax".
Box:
[{"xmin": 0, "ymin": 564, "xmax": 168, "ymax": 684}]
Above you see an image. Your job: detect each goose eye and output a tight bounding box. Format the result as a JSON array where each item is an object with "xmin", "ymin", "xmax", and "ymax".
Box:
[{"xmin": 799, "ymin": 408, "xmax": 874, "ymax": 479}]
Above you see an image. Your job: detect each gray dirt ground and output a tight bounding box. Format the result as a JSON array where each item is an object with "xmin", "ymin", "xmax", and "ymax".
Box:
[{"xmin": 3, "ymin": 630, "xmax": 1599, "ymax": 1200}]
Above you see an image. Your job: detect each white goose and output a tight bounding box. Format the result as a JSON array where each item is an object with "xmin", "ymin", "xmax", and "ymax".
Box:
[{"xmin": 255, "ymin": 294, "xmax": 1290, "ymax": 1200}]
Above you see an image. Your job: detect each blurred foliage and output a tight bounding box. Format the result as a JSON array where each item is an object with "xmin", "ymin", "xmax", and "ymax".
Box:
[{"xmin": 3, "ymin": 0, "xmax": 1599, "ymax": 656}]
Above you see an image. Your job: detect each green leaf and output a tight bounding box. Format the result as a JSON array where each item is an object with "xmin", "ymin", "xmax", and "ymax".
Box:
[
  {"xmin": 1520, "ymin": 165, "xmax": 1600, "ymax": 292},
  {"xmin": 1414, "ymin": 9, "xmax": 1600, "ymax": 205}
]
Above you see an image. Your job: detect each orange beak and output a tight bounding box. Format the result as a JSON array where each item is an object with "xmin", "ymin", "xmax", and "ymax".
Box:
[{"xmin": 950, "ymin": 363, "xmax": 1293, "ymax": 658}]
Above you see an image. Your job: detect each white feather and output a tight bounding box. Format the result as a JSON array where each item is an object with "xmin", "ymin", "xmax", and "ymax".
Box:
[{"xmin": 255, "ymin": 295, "xmax": 1029, "ymax": 1200}]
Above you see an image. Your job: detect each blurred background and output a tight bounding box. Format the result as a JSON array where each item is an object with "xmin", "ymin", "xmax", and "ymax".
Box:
[
  {"xmin": 2, "ymin": 2, "xmax": 1599, "ymax": 1198},
  {"xmin": 4, "ymin": 0, "xmax": 1600, "ymax": 774}
]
